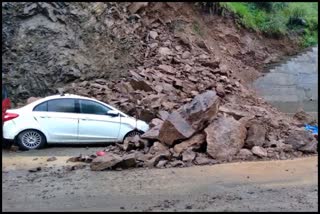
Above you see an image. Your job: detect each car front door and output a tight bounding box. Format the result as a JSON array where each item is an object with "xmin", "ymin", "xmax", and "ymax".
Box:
[
  {"xmin": 33, "ymin": 98, "xmax": 79, "ymax": 142},
  {"xmin": 77, "ymin": 99, "xmax": 121, "ymax": 142}
]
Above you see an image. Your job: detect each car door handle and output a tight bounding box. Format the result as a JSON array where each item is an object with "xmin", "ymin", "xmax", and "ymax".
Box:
[
  {"xmin": 40, "ymin": 116, "xmax": 47, "ymax": 118},
  {"xmin": 81, "ymin": 118, "xmax": 88, "ymax": 121}
]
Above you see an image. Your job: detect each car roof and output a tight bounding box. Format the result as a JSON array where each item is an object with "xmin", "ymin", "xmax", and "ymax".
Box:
[
  {"xmin": 43, "ymin": 94, "xmax": 90, "ymax": 100},
  {"xmin": 22, "ymin": 94, "xmax": 129, "ymax": 117}
]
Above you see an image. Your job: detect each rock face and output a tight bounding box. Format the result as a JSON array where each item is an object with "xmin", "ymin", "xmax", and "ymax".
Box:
[
  {"xmin": 205, "ymin": 115, "xmax": 247, "ymax": 160},
  {"xmin": 159, "ymin": 90, "xmax": 220, "ymax": 146},
  {"xmin": 245, "ymin": 122, "xmax": 266, "ymax": 149}
]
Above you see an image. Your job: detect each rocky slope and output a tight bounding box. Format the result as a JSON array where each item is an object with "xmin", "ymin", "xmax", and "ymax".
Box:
[{"xmin": 3, "ymin": 2, "xmax": 299, "ymax": 106}]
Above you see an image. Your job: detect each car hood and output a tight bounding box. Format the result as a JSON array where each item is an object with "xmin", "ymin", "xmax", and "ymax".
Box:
[{"xmin": 123, "ymin": 116, "xmax": 149, "ymax": 132}]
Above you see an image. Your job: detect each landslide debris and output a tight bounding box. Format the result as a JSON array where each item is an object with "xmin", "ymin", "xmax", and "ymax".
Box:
[{"xmin": 3, "ymin": 3, "xmax": 316, "ymax": 171}]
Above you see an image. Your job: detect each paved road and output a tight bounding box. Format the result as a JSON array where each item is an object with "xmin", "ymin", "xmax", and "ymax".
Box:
[
  {"xmin": 253, "ymin": 46, "xmax": 318, "ymax": 118},
  {"xmin": 2, "ymin": 147, "xmax": 318, "ymax": 212}
]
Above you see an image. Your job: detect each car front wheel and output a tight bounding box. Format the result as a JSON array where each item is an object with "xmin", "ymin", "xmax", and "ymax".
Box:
[
  {"xmin": 123, "ymin": 130, "xmax": 144, "ymax": 142},
  {"xmin": 16, "ymin": 130, "xmax": 46, "ymax": 150}
]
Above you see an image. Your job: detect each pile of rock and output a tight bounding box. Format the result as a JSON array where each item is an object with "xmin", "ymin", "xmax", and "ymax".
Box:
[{"xmin": 67, "ymin": 90, "xmax": 317, "ymax": 171}]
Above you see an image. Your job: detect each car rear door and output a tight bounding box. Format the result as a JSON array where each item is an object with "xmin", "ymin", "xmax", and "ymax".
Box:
[
  {"xmin": 77, "ymin": 99, "xmax": 121, "ymax": 142},
  {"xmin": 33, "ymin": 98, "xmax": 79, "ymax": 142}
]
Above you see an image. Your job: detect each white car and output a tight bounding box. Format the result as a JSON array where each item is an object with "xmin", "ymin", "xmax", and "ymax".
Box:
[{"xmin": 3, "ymin": 94, "xmax": 149, "ymax": 150}]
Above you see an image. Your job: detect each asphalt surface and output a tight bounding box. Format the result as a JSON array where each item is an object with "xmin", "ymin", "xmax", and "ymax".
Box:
[{"xmin": 2, "ymin": 146, "xmax": 318, "ymax": 212}]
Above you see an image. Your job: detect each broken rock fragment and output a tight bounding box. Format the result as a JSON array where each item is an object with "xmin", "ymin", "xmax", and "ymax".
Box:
[
  {"xmin": 182, "ymin": 148, "xmax": 196, "ymax": 162},
  {"xmin": 284, "ymin": 130, "xmax": 317, "ymax": 153},
  {"xmin": 173, "ymin": 133, "xmax": 205, "ymax": 154},
  {"xmin": 159, "ymin": 90, "xmax": 220, "ymax": 146},
  {"xmin": 90, "ymin": 153, "xmax": 123, "ymax": 171},
  {"xmin": 245, "ymin": 122, "xmax": 266, "ymax": 149},
  {"xmin": 251, "ymin": 146, "xmax": 268, "ymax": 158},
  {"xmin": 205, "ymin": 115, "xmax": 247, "ymax": 160},
  {"xmin": 47, "ymin": 156, "xmax": 57, "ymax": 162},
  {"xmin": 141, "ymin": 123, "xmax": 162, "ymax": 140}
]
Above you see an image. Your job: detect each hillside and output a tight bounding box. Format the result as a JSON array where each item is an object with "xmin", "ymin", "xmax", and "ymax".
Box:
[{"xmin": 2, "ymin": 2, "xmax": 303, "ymax": 108}]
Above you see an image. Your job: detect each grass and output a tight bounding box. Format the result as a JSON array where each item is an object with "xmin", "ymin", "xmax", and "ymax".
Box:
[{"xmin": 222, "ymin": 2, "xmax": 318, "ymax": 47}]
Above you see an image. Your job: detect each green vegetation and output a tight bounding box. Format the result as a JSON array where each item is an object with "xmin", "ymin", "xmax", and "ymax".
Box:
[{"xmin": 222, "ymin": 2, "xmax": 318, "ymax": 47}]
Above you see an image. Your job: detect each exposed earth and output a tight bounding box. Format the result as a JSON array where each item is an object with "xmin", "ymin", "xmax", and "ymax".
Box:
[{"xmin": 2, "ymin": 147, "xmax": 318, "ymax": 212}]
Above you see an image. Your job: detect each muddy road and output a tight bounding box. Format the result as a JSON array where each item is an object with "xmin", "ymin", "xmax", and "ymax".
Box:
[{"xmin": 2, "ymin": 146, "xmax": 318, "ymax": 212}]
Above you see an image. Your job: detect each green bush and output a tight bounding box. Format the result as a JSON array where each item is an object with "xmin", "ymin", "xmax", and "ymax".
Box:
[{"xmin": 223, "ymin": 2, "xmax": 318, "ymax": 47}]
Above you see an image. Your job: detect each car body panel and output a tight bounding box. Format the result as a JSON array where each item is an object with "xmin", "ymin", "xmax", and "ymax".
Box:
[
  {"xmin": 38, "ymin": 112, "xmax": 79, "ymax": 142},
  {"xmin": 78, "ymin": 113, "xmax": 121, "ymax": 142}
]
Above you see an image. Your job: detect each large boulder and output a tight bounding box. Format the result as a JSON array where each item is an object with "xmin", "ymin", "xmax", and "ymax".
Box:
[
  {"xmin": 205, "ymin": 115, "xmax": 247, "ymax": 160},
  {"xmin": 90, "ymin": 153, "xmax": 123, "ymax": 171},
  {"xmin": 284, "ymin": 130, "xmax": 317, "ymax": 153},
  {"xmin": 158, "ymin": 90, "xmax": 220, "ymax": 146},
  {"xmin": 293, "ymin": 110, "xmax": 317, "ymax": 126},
  {"xmin": 173, "ymin": 133, "xmax": 206, "ymax": 154},
  {"xmin": 245, "ymin": 122, "xmax": 266, "ymax": 149}
]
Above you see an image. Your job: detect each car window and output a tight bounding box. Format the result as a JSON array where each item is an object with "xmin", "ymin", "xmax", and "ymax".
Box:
[
  {"xmin": 2, "ymin": 85, "xmax": 8, "ymax": 101},
  {"xmin": 33, "ymin": 101, "xmax": 48, "ymax": 112},
  {"xmin": 47, "ymin": 99, "xmax": 76, "ymax": 113},
  {"xmin": 79, "ymin": 99, "xmax": 111, "ymax": 115}
]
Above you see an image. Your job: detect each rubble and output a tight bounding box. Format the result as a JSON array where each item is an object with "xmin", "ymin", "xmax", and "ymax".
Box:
[{"xmin": 4, "ymin": 2, "xmax": 316, "ymax": 172}]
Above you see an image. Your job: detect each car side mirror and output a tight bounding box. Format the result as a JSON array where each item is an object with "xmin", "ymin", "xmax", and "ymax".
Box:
[{"xmin": 106, "ymin": 110, "xmax": 119, "ymax": 117}]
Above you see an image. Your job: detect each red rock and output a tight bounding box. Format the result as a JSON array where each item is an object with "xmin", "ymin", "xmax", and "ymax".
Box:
[
  {"xmin": 158, "ymin": 47, "xmax": 173, "ymax": 56},
  {"xmin": 90, "ymin": 153, "xmax": 123, "ymax": 171},
  {"xmin": 181, "ymin": 51, "xmax": 191, "ymax": 59},
  {"xmin": 148, "ymin": 141, "xmax": 169, "ymax": 155},
  {"xmin": 150, "ymin": 118, "xmax": 163, "ymax": 128},
  {"xmin": 149, "ymin": 31, "xmax": 158, "ymax": 40},
  {"xmin": 284, "ymin": 130, "xmax": 317, "ymax": 153},
  {"xmin": 182, "ymin": 148, "xmax": 196, "ymax": 162},
  {"xmin": 128, "ymin": 2, "xmax": 149, "ymax": 14},
  {"xmin": 129, "ymin": 79, "xmax": 153, "ymax": 92},
  {"xmin": 159, "ymin": 90, "xmax": 220, "ymax": 146},
  {"xmin": 141, "ymin": 123, "xmax": 162, "ymax": 140},
  {"xmin": 173, "ymin": 133, "xmax": 205, "ymax": 154},
  {"xmin": 157, "ymin": 110, "xmax": 170, "ymax": 120},
  {"xmin": 158, "ymin": 64, "xmax": 176, "ymax": 74},
  {"xmin": 245, "ymin": 122, "xmax": 266, "ymax": 149},
  {"xmin": 205, "ymin": 115, "xmax": 247, "ymax": 160},
  {"xmin": 251, "ymin": 146, "xmax": 267, "ymax": 158}
]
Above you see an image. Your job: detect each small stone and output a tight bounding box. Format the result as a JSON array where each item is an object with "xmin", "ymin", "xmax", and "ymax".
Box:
[
  {"xmin": 149, "ymin": 31, "xmax": 158, "ymax": 40},
  {"xmin": 251, "ymin": 146, "xmax": 267, "ymax": 158},
  {"xmin": 28, "ymin": 167, "xmax": 41, "ymax": 173},
  {"xmin": 47, "ymin": 157, "xmax": 57, "ymax": 162}
]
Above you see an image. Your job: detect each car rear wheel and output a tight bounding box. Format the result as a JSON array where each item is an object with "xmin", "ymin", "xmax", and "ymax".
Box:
[{"xmin": 16, "ymin": 130, "xmax": 46, "ymax": 150}]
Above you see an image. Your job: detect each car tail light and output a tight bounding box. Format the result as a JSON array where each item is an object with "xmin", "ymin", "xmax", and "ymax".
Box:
[{"xmin": 4, "ymin": 113, "xmax": 19, "ymax": 122}]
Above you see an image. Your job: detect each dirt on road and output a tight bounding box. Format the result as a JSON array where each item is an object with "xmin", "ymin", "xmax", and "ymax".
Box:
[{"xmin": 2, "ymin": 146, "xmax": 318, "ymax": 212}]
